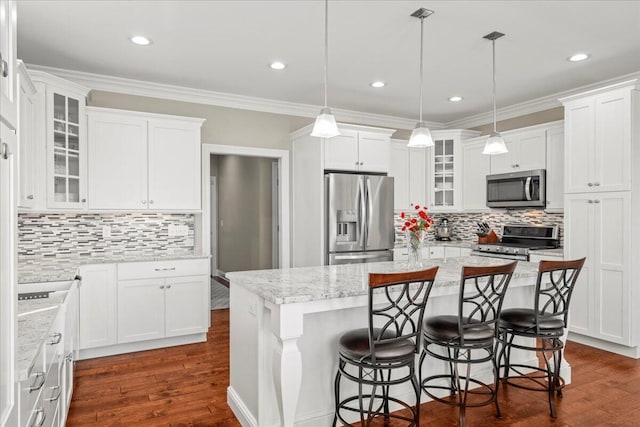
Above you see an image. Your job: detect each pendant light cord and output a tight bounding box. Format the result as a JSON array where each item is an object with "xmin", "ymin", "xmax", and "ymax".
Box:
[
  {"xmin": 323, "ymin": 0, "xmax": 329, "ymax": 108},
  {"xmin": 419, "ymin": 17, "xmax": 424, "ymax": 123},
  {"xmin": 492, "ymin": 38, "xmax": 497, "ymax": 133}
]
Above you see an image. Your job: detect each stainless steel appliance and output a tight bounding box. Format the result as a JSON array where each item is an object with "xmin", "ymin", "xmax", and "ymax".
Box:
[
  {"xmin": 486, "ymin": 169, "xmax": 546, "ymax": 208},
  {"xmin": 325, "ymin": 173, "xmax": 394, "ymax": 265},
  {"xmin": 435, "ymin": 217, "xmax": 453, "ymax": 241},
  {"xmin": 471, "ymin": 224, "xmax": 559, "ymax": 261}
]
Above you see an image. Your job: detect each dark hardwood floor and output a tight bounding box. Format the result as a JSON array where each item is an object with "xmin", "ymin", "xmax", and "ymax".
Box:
[{"xmin": 68, "ymin": 309, "xmax": 640, "ymax": 426}]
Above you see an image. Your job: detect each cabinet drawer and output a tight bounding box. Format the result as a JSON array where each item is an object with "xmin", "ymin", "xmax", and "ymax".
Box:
[
  {"xmin": 23, "ymin": 355, "xmax": 60, "ymax": 427},
  {"xmin": 44, "ymin": 311, "xmax": 64, "ymax": 372},
  {"xmin": 117, "ymin": 258, "xmax": 208, "ymax": 280},
  {"xmin": 19, "ymin": 344, "xmax": 47, "ymax": 425}
]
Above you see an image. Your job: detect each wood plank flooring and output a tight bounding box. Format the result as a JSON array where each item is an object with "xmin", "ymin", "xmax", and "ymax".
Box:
[{"xmin": 68, "ymin": 309, "xmax": 640, "ymax": 426}]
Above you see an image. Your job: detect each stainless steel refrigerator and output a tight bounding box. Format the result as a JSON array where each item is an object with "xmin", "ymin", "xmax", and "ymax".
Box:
[{"xmin": 325, "ymin": 173, "xmax": 394, "ymax": 265}]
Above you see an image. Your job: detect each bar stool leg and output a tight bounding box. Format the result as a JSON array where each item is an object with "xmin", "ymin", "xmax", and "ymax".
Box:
[
  {"xmin": 492, "ymin": 340, "xmax": 502, "ymax": 418},
  {"xmin": 447, "ymin": 347, "xmax": 457, "ymax": 396},
  {"xmin": 540, "ymin": 339, "xmax": 557, "ymax": 418},
  {"xmin": 411, "ymin": 369, "xmax": 421, "ymax": 427},
  {"xmin": 358, "ymin": 367, "xmax": 366, "ymax": 425},
  {"xmin": 555, "ymin": 344, "xmax": 564, "ymax": 397},
  {"xmin": 333, "ymin": 360, "xmax": 343, "ymax": 427}
]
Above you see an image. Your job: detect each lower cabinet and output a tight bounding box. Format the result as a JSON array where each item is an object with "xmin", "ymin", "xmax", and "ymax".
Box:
[
  {"xmin": 393, "ymin": 245, "xmax": 470, "ymax": 262},
  {"xmin": 78, "ymin": 258, "xmax": 209, "ymax": 358}
]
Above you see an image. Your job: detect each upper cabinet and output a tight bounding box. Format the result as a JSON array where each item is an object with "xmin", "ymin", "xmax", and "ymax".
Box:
[
  {"xmin": 562, "ymin": 84, "xmax": 637, "ymax": 194},
  {"xmin": 389, "ymin": 140, "xmax": 428, "ymax": 210},
  {"xmin": 87, "ymin": 108, "xmax": 204, "ymax": 211},
  {"xmin": 428, "ymin": 130, "xmax": 480, "ymax": 211},
  {"xmin": 545, "ymin": 123, "xmax": 564, "ymax": 211},
  {"xmin": 0, "ymin": 0, "xmax": 17, "ymax": 129},
  {"xmin": 461, "ymin": 139, "xmax": 491, "ymax": 211},
  {"xmin": 16, "ymin": 62, "xmax": 37, "ymax": 209},
  {"xmin": 29, "ymin": 70, "xmax": 90, "ymax": 211},
  {"xmin": 489, "ymin": 129, "xmax": 546, "ymax": 175},
  {"xmin": 322, "ymin": 125, "xmax": 394, "ymax": 173}
]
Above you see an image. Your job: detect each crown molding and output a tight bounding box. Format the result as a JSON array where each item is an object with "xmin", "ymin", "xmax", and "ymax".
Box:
[
  {"xmin": 444, "ymin": 70, "xmax": 640, "ymax": 129},
  {"xmin": 25, "ymin": 64, "xmax": 426, "ymax": 131}
]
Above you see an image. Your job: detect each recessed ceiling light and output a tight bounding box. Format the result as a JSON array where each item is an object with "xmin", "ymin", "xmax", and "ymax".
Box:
[
  {"xmin": 449, "ymin": 96, "xmax": 463, "ymax": 102},
  {"xmin": 370, "ymin": 81, "xmax": 385, "ymax": 88},
  {"xmin": 130, "ymin": 35, "xmax": 151, "ymax": 46},
  {"xmin": 269, "ymin": 61, "xmax": 287, "ymax": 70},
  {"xmin": 568, "ymin": 53, "xmax": 590, "ymax": 62}
]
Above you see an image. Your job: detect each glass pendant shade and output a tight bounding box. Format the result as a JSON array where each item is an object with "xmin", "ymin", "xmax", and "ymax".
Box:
[
  {"xmin": 311, "ymin": 107, "xmax": 340, "ymax": 138},
  {"xmin": 482, "ymin": 131, "xmax": 508, "ymax": 155},
  {"xmin": 408, "ymin": 122, "xmax": 434, "ymax": 148}
]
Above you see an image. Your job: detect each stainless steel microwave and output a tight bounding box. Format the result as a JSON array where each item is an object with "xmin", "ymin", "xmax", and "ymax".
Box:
[{"xmin": 486, "ymin": 169, "xmax": 546, "ymax": 208}]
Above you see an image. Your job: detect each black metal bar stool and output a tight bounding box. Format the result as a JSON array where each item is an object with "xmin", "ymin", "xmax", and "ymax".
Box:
[
  {"xmin": 419, "ymin": 261, "xmax": 517, "ymax": 427},
  {"xmin": 333, "ymin": 267, "xmax": 439, "ymax": 426},
  {"xmin": 496, "ymin": 258, "xmax": 586, "ymax": 418}
]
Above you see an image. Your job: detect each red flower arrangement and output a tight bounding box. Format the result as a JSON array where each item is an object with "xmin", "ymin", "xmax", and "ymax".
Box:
[{"xmin": 401, "ymin": 205, "xmax": 434, "ymax": 233}]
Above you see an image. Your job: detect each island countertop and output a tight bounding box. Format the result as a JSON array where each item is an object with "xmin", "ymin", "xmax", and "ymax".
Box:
[{"xmin": 227, "ymin": 256, "xmax": 539, "ymax": 305}]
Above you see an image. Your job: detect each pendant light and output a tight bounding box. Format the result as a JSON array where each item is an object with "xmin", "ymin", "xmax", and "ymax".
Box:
[
  {"xmin": 311, "ymin": 0, "xmax": 340, "ymax": 138},
  {"xmin": 408, "ymin": 8, "xmax": 435, "ymax": 148},
  {"xmin": 482, "ymin": 31, "xmax": 508, "ymax": 155}
]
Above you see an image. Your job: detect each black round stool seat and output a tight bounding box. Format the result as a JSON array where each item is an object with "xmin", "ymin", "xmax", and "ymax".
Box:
[
  {"xmin": 424, "ymin": 315, "xmax": 495, "ymax": 346},
  {"xmin": 339, "ymin": 328, "xmax": 415, "ymax": 362},
  {"xmin": 499, "ymin": 308, "xmax": 564, "ymax": 335}
]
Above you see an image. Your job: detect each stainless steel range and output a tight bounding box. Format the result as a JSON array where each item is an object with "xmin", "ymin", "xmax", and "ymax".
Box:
[{"xmin": 471, "ymin": 224, "xmax": 559, "ymax": 261}]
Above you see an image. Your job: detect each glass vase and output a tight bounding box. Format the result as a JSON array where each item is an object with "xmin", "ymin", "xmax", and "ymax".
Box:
[{"xmin": 406, "ymin": 230, "xmax": 424, "ymax": 269}]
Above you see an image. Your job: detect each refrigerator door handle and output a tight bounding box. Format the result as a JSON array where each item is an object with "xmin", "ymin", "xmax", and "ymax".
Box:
[
  {"xmin": 366, "ymin": 177, "xmax": 373, "ymax": 246},
  {"xmin": 358, "ymin": 176, "xmax": 366, "ymax": 247}
]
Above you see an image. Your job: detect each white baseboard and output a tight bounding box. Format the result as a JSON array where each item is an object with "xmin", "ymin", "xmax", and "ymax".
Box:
[
  {"xmin": 77, "ymin": 333, "xmax": 207, "ymax": 360},
  {"xmin": 568, "ymin": 333, "xmax": 640, "ymax": 359},
  {"xmin": 227, "ymin": 386, "xmax": 258, "ymax": 427}
]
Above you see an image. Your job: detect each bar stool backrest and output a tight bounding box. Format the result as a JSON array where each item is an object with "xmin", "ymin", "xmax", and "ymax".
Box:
[
  {"xmin": 459, "ymin": 262, "xmax": 518, "ymax": 345},
  {"xmin": 534, "ymin": 258, "xmax": 586, "ymax": 332},
  {"xmin": 368, "ymin": 267, "xmax": 439, "ymax": 361}
]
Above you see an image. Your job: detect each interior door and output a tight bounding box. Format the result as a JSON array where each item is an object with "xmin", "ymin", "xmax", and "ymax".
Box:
[{"xmin": 364, "ymin": 175, "xmax": 394, "ymax": 251}]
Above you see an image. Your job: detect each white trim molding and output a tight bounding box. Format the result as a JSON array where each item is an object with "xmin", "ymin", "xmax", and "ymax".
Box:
[
  {"xmin": 201, "ymin": 144, "xmax": 291, "ymax": 269},
  {"xmin": 26, "ymin": 64, "xmax": 422, "ymax": 130}
]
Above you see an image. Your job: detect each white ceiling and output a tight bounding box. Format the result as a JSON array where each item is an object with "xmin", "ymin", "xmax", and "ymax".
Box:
[{"xmin": 16, "ymin": 1, "xmax": 640, "ymax": 124}]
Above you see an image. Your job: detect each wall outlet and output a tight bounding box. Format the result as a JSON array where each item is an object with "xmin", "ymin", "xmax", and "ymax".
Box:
[
  {"xmin": 168, "ymin": 225, "xmax": 189, "ymax": 237},
  {"xmin": 102, "ymin": 225, "xmax": 112, "ymax": 238}
]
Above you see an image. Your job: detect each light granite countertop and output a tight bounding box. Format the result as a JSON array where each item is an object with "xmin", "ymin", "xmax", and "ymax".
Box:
[
  {"xmin": 17, "ymin": 291, "xmax": 68, "ymax": 381},
  {"xmin": 18, "ymin": 253, "xmax": 210, "ymax": 284},
  {"xmin": 227, "ymin": 256, "xmax": 539, "ymax": 305}
]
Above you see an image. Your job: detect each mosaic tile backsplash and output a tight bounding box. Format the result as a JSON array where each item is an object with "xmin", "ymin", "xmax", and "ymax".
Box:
[
  {"xmin": 394, "ymin": 209, "xmax": 564, "ymax": 246},
  {"xmin": 18, "ymin": 213, "xmax": 196, "ymax": 261}
]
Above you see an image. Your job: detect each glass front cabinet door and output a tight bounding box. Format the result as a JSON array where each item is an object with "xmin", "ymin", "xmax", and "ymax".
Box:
[{"xmin": 46, "ymin": 87, "xmax": 87, "ymax": 208}]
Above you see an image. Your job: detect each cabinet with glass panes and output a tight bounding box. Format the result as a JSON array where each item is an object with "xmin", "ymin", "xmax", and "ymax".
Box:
[
  {"xmin": 44, "ymin": 81, "xmax": 89, "ymax": 209},
  {"xmin": 428, "ymin": 130, "xmax": 481, "ymax": 211}
]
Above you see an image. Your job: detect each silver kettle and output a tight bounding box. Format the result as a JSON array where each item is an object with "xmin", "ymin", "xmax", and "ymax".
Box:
[{"xmin": 435, "ymin": 218, "xmax": 453, "ymax": 240}]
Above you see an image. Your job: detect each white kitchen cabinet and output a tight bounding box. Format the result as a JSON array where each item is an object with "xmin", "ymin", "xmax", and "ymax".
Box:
[
  {"xmin": 29, "ymin": 71, "xmax": 90, "ymax": 210},
  {"xmin": 323, "ymin": 125, "xmax": 393, "ymax": 173},
  {"xmin": 545, "ymin": 124, "xmax": 564, "ymax": 211},
  {"xmin": 17, "ymin": 62, "xmax": 37, "ymax": 209},
  {"xmin": 78, "ymin": 264, "xmax": 117, "ymax": 350},
  {"xmin": 88, "ymin": 111, "xmax": 148, "ymax": 210},
  {"xmin": 117, "ymin": 263, "xmax": 209, "ymax": 344},
  {"xmin": 528, "ymin": 252, "xmax": 563, "ymax": 264},
  {"xmin": 565, "ymin": 192, "xmax": 631, "ymax": 346},
  {"xmin": 428, "ymin": 130, "xmax": 480, "ymax": 211},
  {"xmin": 408, "ymin": 147, "xmax": 428, "ymax": 208},
  {"xmin": 0, "ymin": 0, "xmax": 17, "ymax": 129},
  {"xmin": 59, "ymin": 281, "xmax": 78, "ymax": 426},
  {"xmin": 489, "ymin": 129, "xmax": 546, "ymax": 175},
  {"xmin": 562, "ymin": 84, "xmax": 636, "ymax": 194},
  {"xmin": 461, "ymin": 139, "xmax": 490, "ymax": 211},
  {"xmin": 389, "ymin": 140, "xmax": 409, "ymax": 210},
  {"xmin": 87, "ymin": 108, "xmax": 204, "ymax": 211}
]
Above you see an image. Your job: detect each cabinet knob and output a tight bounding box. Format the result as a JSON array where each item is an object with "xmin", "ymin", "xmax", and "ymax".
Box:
[
  {"xmin": 594, "ymin": 182, "xmax": 601, "ymax": 187},
  {"xmin": 587, "ymin": 182, "xmax": 593, "ymax": 187},
  {"xmin": 594, "ymin": 199, "xmax": 600, "ymax": 204},
  {"xmin": 588, "ymin": 200, "xmax": 594, "ymax": 203},
  {"xmin": 0, "ymin": 54, "xmax": 8, "ymax": 78},
  {"xmin": 27, "ymin": 195, "xmax": 34, "ymax": 200},
  {"xmin": 81, "ymin": 198, "xmax": 86, "ymax": 203},
  {"xmin": 142, "ymin": 200, "xmax": 147, "ymax": 204},
  {"xmin": 1, "ymin": 142, "xmax": 10, "ymax": 160},
  {"xmin": 355, "ymin": 162, "xmax": 359, "ymax": 166},
  {"xmin": 149, "ymin": 200, "xmax": 154, "ymax": 204},
  {"xmin": 359, "ymin": 162, "xmax": 363, "ymax": 166},
  {"xmin": 160, "ymin": 285, "xmax": 165, "ymax": 289},
  {"xmin": 166, "ymin": 284, "xmax": 172, "ymax": 289}
]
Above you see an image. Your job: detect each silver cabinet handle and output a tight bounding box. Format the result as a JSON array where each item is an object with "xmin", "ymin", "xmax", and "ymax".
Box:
[
  {"xmin": 30, "ymin": 408, "xmax": 46, "ymax": 427},
  {"xmin": 594, "ymin": 182, "xmax": 601, "ymax": 186},
  {"xmin": 65, "ymin": 352, "xmax": 73, "ymax": 363},
  {"xmin": 588, "ymin": 200, "xmax": 593, "ymax": 203},
  {"xmin": 81, "ymin": 198, "xmax": 86, "ymax": 203},
  {"xmin": 45, "ymin": 385, "xmax": 61, "ymax": 402},
  {"xmin": 142, "ymin": 200, "xmax": 147, "ymax": 204},
  {"xmin": 1, "ymin": 142, "xmax": 10, "ymax": 160},
  {"xmin": 594, "ymin": 199, "xmax": 600, "ymax": 204},
  {"xmin": 154, "ymin": 267, "xmax": 176, "ymax": 272},
  {"xmin": 0, "ymin": 52, "xmax": 8, "ymax": 78},
  {"xmin": 588, "ymin": 182, "xmax": 593, "ymax": 187},
  {"xmin": 29, "ymin": 372, "xmax": 46, "ymax": 392},
  {"xmin": 149, "ymin": 200, "xmax": 154, "ymax": 204},
  {"xmin": 27, "ymin": 195, "xmax": 34, "ymax": 200},
  {"xmin": 160, "ymin": 285, "xmax": 165, "ymax": 289},
  {"xmin": 359, "ymin": 162, "xmax": 363, "ymax": 166},
  {"xmin": 48, "ymin": 332, "xmax": 62, "ymax": 345}
]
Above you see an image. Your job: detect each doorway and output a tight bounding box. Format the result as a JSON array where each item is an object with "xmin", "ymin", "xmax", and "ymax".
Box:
[{"xmin": 210, "ymin": 154, "xmax": 279, "ymax": 275}]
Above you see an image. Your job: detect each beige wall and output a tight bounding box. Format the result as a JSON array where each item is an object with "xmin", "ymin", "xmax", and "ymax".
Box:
[
  {"xmin": 212, "ymin": 155, "xmax": 274, "ymax": 272},
  {"xmin": 89, "ymin": 90, "xmax": 312, "ymax": 150},
  {"xmin": 469, "ymin": 107, "xmax": 564, "ymax": 135}
]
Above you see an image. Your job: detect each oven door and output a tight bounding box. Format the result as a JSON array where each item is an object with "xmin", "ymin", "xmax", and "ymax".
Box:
[{"xmin": 486, "ymin": 169, "xmax": 545, "ymax": 208}]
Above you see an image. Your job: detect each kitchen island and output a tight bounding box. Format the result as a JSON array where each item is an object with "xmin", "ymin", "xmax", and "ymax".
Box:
[{"xmin": 227, "ymin": 257, "xmax": 571, "ymax": 427}]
